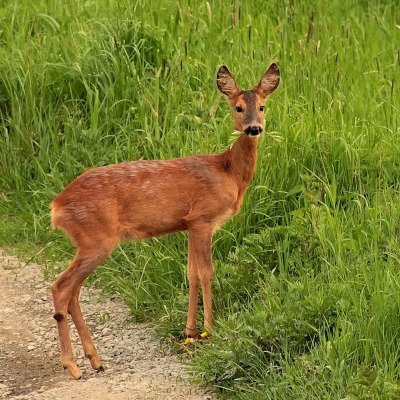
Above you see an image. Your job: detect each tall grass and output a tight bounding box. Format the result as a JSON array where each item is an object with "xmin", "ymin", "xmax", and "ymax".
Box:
[{"xmin": 1, "ymin": 0, "xmax": 400, "ymax": 398}]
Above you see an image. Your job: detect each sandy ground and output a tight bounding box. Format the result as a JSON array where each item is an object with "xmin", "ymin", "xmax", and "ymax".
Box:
[{"xmin": 0, "ymin": 250, "xmax": 214, "ymax": 400}]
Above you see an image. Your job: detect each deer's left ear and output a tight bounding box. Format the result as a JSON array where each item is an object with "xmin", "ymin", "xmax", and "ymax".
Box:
[{"xmin": 253, "ymin": 63, "xmax": 280, "ymax": 98}]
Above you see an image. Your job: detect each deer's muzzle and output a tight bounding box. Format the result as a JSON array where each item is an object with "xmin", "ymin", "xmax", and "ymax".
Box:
[{"xmin": 245, "ymin": 126, "xmax": 263, "ymax": 137}]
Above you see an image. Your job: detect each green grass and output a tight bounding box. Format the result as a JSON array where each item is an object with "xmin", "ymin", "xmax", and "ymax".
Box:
[{"xmin": 1, "ymin": 0, "xmax": 400, "ymax": 398}]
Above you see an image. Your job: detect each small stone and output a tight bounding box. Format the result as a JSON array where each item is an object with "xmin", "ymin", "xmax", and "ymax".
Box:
[{"xmin": 101, "ymin": 327, "xmax": 112, "ymax": 335}]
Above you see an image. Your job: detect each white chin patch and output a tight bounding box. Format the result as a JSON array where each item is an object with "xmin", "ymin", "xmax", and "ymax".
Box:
[{"xmin": 248, "ymin": 132, "xmax": 261, "ymax": 138}]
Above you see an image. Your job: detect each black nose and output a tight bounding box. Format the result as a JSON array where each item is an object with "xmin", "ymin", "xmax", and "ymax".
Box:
[{"xmin": 245, "ymin": 126, "xmax": 263, "ymax": 136}]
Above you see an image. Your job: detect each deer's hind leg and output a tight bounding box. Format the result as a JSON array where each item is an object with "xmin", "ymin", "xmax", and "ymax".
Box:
[
  {"xmin": 68, "ymin": 283, "xmax": 102, "ymax": 371},
  {"xmin": 51, "ymin": 242, "xmax": 115, "ymax": 379}
]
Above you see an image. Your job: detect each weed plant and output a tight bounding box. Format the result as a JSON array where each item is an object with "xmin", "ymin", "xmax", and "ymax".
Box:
[{"xmin": 1, "ymin": 0, "xmax": 400, "ymax": 398}]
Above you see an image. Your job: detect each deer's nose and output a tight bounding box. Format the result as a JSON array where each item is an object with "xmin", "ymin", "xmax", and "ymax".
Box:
[{"xmin": 245, "ymin": 126, "xmax": 263, "ymax": 137}]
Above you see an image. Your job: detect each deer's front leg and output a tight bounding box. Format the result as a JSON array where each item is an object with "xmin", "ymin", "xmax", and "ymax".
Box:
[
  {"xmin": 186, "ymin": 237, "xmax": 200, "ymax": 338},
  {"xmin": 186, "ymin": 226, "xmax": 214, "ymax": 336}
]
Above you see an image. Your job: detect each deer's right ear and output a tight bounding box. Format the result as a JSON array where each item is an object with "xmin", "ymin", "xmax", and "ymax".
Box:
[{"xmin": 217, "ymin": 66, "xmax": 241, "ymax": 98}]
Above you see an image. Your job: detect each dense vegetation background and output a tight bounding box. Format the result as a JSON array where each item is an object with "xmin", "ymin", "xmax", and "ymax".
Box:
[{"xmin": 1, "ymin": 0, "xmax": 400, "ymax": 398}]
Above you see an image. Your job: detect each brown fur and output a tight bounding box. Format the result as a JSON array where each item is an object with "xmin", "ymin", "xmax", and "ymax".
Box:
[{"xmin": 51, "ymin": 63, "xmax": 280, "ymax": 379}]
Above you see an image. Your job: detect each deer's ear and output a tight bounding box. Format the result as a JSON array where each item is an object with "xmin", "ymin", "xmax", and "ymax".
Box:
[
  {"xmin": 217, "ymin": 66, "xmax": 241, "ymax": 98},
  {"xmin": 254, "ymin": 63, "xmax": 280, "ymax": 99}
]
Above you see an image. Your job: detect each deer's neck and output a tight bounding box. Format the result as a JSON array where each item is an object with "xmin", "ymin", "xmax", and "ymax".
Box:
[{"xmin": 222, "ymin": 133, "xmax": 259, "ymax": 188}]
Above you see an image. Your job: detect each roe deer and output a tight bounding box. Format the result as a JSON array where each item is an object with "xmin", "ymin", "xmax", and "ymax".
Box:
[{"xmin": 51, "ymin": 63, "xmax": 280, "ymax": 379}]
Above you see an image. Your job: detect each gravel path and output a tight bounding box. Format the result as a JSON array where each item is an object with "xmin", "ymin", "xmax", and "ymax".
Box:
[{"xmin": 0, "ymin": 250, "xmax": 214, "ymax": 400}]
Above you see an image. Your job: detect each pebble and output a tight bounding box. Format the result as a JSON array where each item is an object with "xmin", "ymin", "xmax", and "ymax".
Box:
[{"xmin": 101, "ymin": 327, "xmax": 112, "ymax": 335}]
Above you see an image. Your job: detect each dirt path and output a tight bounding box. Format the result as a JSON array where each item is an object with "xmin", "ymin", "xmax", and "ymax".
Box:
[{"xmin": 0, "ymin": 250, "xmax": 213, "ymax": 400}]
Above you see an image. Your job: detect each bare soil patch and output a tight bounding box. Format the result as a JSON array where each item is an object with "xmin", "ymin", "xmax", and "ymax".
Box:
[{"xmin": 0, "ymin": 250, "xmax": 213, "ymax": 400}]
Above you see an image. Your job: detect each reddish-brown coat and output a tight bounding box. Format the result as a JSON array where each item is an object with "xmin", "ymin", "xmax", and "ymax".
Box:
[{"xmin": 51, "ymin": 63, "xmax": 280, "ymax": 379}]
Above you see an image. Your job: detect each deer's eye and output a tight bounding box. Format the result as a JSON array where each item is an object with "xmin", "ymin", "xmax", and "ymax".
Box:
[
  {"xmin": 235, "ymin": 106, "xmax": 244, "ymax": 113},
  {"xmin": 259, "ymin": 106, "xmax": 265, "ymax": 112}
]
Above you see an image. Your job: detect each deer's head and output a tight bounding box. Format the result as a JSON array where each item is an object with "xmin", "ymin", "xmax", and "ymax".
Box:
[{"xmin": 217, "ymin": 63, "xmax": 280, "ymax": 137}]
